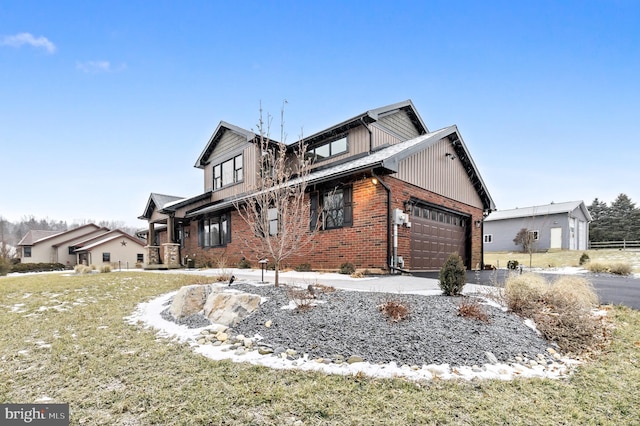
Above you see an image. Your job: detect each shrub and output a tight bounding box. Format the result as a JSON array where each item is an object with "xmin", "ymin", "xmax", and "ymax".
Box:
[
  {"xmin": 438, "ymin": 253, "xmax": 466, "ymax": 296},
  {"xmin": 100, "ymin": 264, "xmax": 112, "ymax": 273},
  {"xmin": 10, "ymin": 262, "xmax": 66, "ymax": 273},
  {"xmin": 457, "ymin": 297, "xmax": 489, "ymax": 322},
  {"xmin": 579, "ymin": 252, "xmax": 590, "ymax": 266},
  {"xmin": 237, "ymin": 258, "xmax": 252, "ymax": 269},
  {"xmin": 74, "ymin": 264, "xmax": 94, "ymax": 274},
  {"xmin": 378, "ymin": 299, "xmax": 410, "ymax": 322},
  {"xmin": 507, "ymin": 260, "xmax": 519, "ymax": 270},
  {"xmin": 339, "ymin": 262, "xmax": 355, "ymax": 275},
  {"xmin": 608, "ymin": 262, "xmax": 632, "ymax": 276},
  {"xmin": 504, "ymin": 273, "xmax": 549, "ymax": 314},
  {"xmin": 545, "ymin": 276, "xmax": 599, "ymax": 310},
  {"xmin": 585, "ymin": 262, "xmax": 609, "ymax": 273},
  {"xmin": 0, "ymin": 257, "xmax": 11, "ymax": 276},
  {"xmin": 286, "ymin": 285, "xmax": 316, "ymax": 312},
  {"xmin": 294, "ymin": 263, "xmax": 312, "ymax": 272},
  {"xmin": 586, "ymin": 261, "xmax": 632, "ymax": 275},
  {"xmin": 503, "ymin": 273, "xmax": 605, "ymax": 353}
]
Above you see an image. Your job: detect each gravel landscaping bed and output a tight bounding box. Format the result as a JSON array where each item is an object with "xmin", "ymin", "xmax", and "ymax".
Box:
[{"xmin": 164, "ymin": 283, "xmax": 559, "ymax": 368}]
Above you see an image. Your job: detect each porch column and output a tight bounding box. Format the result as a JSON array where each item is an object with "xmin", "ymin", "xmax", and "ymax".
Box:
[
  {"xmin": 167, "ymin": 215, "xmax": 175, "ymax": 243},
  {"xmin": 148, "ymin": 222, "xmax": 155, "ymax": 245}
]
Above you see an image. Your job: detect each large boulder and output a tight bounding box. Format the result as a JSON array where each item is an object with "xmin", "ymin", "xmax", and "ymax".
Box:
[
  {"xmin": 204, "ymin": 292, "xmax": 262, "ymax": 327},
  {"xmin": 169, "ymin": 284, "xmax": 218, "ymax": 318}
]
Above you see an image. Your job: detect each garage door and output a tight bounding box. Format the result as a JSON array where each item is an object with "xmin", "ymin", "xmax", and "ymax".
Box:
[{"xmin": 410, "ymin": 205, "xmax": 468, "ymax": 270}]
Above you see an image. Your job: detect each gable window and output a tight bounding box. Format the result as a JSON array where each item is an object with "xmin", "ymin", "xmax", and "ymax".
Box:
[
  {"xmin": 310, "ymin": 186, "xmax": 353, "ymax": 230},
  {"xmin": 23, "ymin": 247, "xmax": 32, "ymax": 257},
  {"xmin": 199, "ymin": 214, "xmax": 231, "ymax": 247},
  {"xmin": 213, "ymin": 154, "xmax": 243, "ymax": 190},
  {"xmin": 309, "ymin": 136, "xmax": 348, "ymax": 161},
  {"xmin": 103, "ymin": 252, "xmax": 111, "ymax": 262},
  {"xmin": 484, "ymin": 234, "xmax": 493, "ymax": 243}
]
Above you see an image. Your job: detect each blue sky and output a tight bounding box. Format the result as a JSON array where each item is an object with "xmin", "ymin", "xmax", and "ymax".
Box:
[{"xmin": 1, "ymin": 1, "xmax": 639, "ymax": 228}]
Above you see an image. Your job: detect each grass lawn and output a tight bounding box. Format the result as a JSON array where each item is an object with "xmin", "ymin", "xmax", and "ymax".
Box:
[
  {"xmin": 484, "ymin": 249, "xmax": 640, "ymax": 272},
  {"xmin": 1, "ymin": 271, "xmax": 639, "ymax": 425}
]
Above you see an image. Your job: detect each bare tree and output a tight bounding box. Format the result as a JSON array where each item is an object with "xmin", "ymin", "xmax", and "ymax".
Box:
[
  {"xmin": 234, "ymin": 104, "xmax": 319, "ymax": 286},
  {"xmin": 513, "ymin": 228, "xmax": 537, "ymax": 268}
]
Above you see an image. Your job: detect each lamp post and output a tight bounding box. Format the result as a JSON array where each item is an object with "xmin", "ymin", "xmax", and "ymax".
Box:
[{"xmin": 258, "ymin": 259, "xmax": 268, "ymax": 283}]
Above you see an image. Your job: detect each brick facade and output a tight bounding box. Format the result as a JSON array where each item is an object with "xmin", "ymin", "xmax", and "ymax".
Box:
[{"xmin": 158, "ymin": 174, "xmax": 483, "ymax": 271}]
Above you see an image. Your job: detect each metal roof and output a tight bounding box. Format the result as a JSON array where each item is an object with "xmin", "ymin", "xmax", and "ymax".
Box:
[
  {"xmin": 484, "ymin": 201, "xmax": 592, "ymax": 222},
  {"xmin": 187, "ymin": 126, "xmax": 495, "ymax": 218}
]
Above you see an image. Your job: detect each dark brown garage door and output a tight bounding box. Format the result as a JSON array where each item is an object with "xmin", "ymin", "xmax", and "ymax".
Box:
[{"xmin": 410, "ymin": 205, "xmax": 468, "ymax": 270}]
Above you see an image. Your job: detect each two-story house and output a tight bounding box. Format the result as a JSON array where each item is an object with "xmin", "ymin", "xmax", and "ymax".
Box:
[{"xmin": 138, "ymin": 100, "xmax": 495, "ymax": 272}]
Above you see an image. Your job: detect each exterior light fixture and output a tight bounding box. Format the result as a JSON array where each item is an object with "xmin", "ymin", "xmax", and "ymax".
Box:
[
  {"xmin": 475, "ymin": 220, "xmax": 482, "ymax": 228},
  {"xmin": 445, "ymin": 152, "xmax": 456, "ymax": 160},
  {"xmin": 371, "ymin": 177, "xmax": 378, "ymax": 185}
]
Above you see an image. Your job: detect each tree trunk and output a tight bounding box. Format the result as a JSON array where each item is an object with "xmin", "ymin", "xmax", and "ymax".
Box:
[{"xmin": 274, "ymin": 261, "xmax": 280, "ymax": 287}]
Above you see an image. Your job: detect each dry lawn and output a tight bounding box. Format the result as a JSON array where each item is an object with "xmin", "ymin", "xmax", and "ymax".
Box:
[
  {"xmin": 484, "ymin": 249, "xmax": 640, "ymax": 272},
  {"xmin": 1, "ymin": 271, "xmax": 639, "ymax": 425}
]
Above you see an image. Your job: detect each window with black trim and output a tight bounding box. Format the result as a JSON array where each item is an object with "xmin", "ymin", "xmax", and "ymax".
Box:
[
  {"xmin": 310, "ymin": 186, "xmax": 353, "ymax": 230},
  {"xmin": 309, "ymin": 136, "xmax": 348, "ymax": 161},
  {"xmin": 103, "ymin": 252, "xmax": 111, "ymax": 262},
  {"xmin": 23, "ymin": 247, "xmax": 32, "ymax": 257},
  {"xmin": 213, "ymin": 154, "xmax": 243, "ymax": 190},
  {"xmin": 199, "ymin": 214, "xmax": 231, "ymax": 247},
  {"xmin": 137, "ymin": 253, "xmax": 144, "ymax": 263}
]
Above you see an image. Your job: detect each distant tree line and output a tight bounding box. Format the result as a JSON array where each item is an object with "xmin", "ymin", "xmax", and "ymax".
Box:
[
  {"xmin": 588, "ymin": 194, "xmax": 640, "ymax": 242},
  {"xmin": 0, "ymin": 215, "xmax": 139, "ymax": 259}
]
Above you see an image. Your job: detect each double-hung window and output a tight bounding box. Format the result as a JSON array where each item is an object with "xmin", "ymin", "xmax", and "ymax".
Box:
[
  {"xmin": 310, "ymin": 186, "xmax": 353, "ymax": 230},
  {"xmin": 213, "ymin": 154, "xmax": 243, "ymax": 190}
]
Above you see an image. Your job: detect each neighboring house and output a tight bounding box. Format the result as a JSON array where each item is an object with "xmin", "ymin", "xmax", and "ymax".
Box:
[
  {"xmin": 17, "ymin": 225, "xmax": 145, "ymax": 267},
  {"xmin": 483, "ymin": 201, "xmax": 592, "ymax": 252},
  {"xmin": 139, "ymin": 100, "xmax": 495, "ymax": 272}
]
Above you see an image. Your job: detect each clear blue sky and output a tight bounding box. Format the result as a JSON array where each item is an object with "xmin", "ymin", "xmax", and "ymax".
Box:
[{"xmin": 1, "ymin": 1, "xmax": 639, "ymax": 228}]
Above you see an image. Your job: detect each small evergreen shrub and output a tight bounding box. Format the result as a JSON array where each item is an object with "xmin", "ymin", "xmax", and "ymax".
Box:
[
  {"xmin": 339, "ymin": 262, "xmax": 355, "ymax": 275},
  {"xmin": 11, "ymin": 262, "xmax": 66, "ymax": 273},
  {"xmin": 579, "ymin": 252, "xmax": 590, "ymax": 266},
  {"xmin": 438, "ymin": 253, "xmax": 466, "ymax": 296},
  {"xmin": 237, "ymin": 258, "xmax": 252, "ymax": 269},
  {"xmin": 507, "ymin": 260, "xmax": 519, "ymax": 270},
  {"xmin": 294, "ymin": 263, "xmax": 312, "ymax": 272},
  {"xmin": 0, "ymin": 257, "xmax": 11, "ymax": 276}
]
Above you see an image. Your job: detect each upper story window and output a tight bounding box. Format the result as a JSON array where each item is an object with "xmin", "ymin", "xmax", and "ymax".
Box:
[
  {"xmin": 213, "ymin": 154, "xmax": 243, "ymax": 190},
  {"xmin": 309, "ymin": 136, "xmax": 348, "ymax": 161}
]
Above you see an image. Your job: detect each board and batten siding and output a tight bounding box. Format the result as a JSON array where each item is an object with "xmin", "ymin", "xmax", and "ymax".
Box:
[
  {"xmin": 377, "ymin": 110, "xmax": 422, "ymax": 140},
  {"xmin": 396, "ymin": 138, "xmax": 484, "ymax": 209},
  {"xmin": 203, "ymin": 131, "xmax": 253, "ymax": 191},
  {"xmin": 209, "ymin": 144, "xmax": 257, "ymax": 202}
]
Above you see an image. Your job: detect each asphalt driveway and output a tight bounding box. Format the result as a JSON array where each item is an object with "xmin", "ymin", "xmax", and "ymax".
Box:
[{"xmin": 416, "ymin": 270, "xmax": 640, "ymax": 310}]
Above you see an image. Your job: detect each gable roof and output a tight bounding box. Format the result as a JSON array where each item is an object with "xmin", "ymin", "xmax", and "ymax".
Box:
[
  {"xmin": 484, "ymin": 201, "xmax": 592, "ymax": 222},
  {"xmin": 74, "ymin": 231, "xmax": 145, "ymax": 252},
  {"xmin": 187, "ymin": 125, "xmax": 495, "ymax": 218},
  {"xmin": 138, "ymin": 193, "xmax": 185, "ymax": 220},
  {"xmin": 195, "ymin": 121, "xmax": 262, "ymax": 169},
  {"xmin": 17, "ymin": 230, "xmax": 61, "ymax": 246},
  {"xmin": 17, "ymin": 224, "xmax": 102, "ymax": 246},
  {"xmin": 299, "ymin": 100, "xmax": 429, "ymax": 147}
]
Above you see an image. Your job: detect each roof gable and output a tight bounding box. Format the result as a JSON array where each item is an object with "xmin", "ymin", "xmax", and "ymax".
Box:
[
  {"xmin": 138, "ymin": 193, "xmax": 184, "ymax": 219},
  {"xmin": 17, "ymin": 224, "xmax": 101, "ymax": 246},
  {"xmin": 194, "ymin": 121, "xmax": 260, "ymax": 169},
  {"xmin": 299, "ymin": 100, "xmax": 429, "ymax": 148}
]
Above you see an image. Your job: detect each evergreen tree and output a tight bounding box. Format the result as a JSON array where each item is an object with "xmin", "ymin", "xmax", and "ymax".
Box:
[
  {"xmin": 609, "ymin": 194, "xmax": 639, "ymax": 241},
  {"xmin": 587, "ymin": 198, "xmax": 610, "ymax": 242}
]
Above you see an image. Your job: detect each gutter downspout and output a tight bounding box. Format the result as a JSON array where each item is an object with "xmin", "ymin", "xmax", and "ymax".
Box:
[
  {"xmin": 372, "ymin": 170, "xmax": 392, "ymax": 274},
  {"xmin": 360, "ymin": 117, "xmax": 373, "ymax": 154}
]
